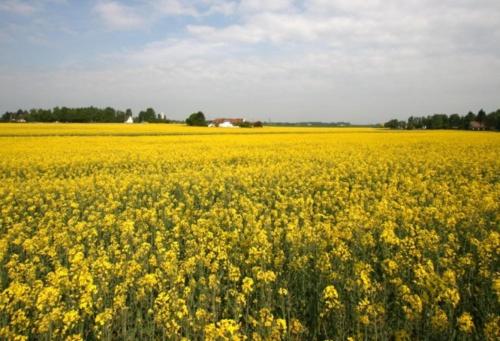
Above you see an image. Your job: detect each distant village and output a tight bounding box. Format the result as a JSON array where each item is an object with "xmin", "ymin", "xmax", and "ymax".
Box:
[
  {"xmin": 2, "ymin": 106, "xmax": 499, "ymax": 130},
  {"xmin": 1, "ymin": 107, "xmax": 266, "ymax": 127}
]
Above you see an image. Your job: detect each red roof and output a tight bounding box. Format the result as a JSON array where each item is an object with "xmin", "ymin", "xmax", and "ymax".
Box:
[{"xmin": 211, "ymin": 118, "xmax": 244, "ymax": 124}]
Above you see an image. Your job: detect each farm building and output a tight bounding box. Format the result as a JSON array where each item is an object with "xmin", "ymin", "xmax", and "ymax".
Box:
[
  {"xmin": 219, "ymin": 121, "xmax": 240, "ymax": 128},
  {"xmin": 470, "ymin": 121, "xmax": 485, "ymax": 130},
  {"xmin": 211, "ymin": 118, "xmax": 245, "ymax": 128}
]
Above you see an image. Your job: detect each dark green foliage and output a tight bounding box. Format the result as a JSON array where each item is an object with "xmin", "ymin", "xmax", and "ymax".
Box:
[
  {"xmin": 463, "ymin": 112, "xmax": 476, "ymax": 129},
  {"xmin": 485, "ymin": 110, "xmax": 500, "ymax": 130},
  {"xmin": 237, "ymin": 121, "xmax": 253, "ymax": 128},
  {"xmin": 138, "ymin": 108, "xmax": 157, "ymax": 122},
  {"xmin": 186, "ymin": 111, "xmax": 207, "ymax": 126},
  {"xmin": 449, "ymin": 114, "xmax": 462, "ymax": 128},
  {"xmin": 384, "ymin": 119, "xmax": 406, "ymax": 129},
  {"xmin": 477, "ymin": 109, "xmax": 486, "ymax": 124},
  {"xmin": 1, "ymin": 107, "xmax": 171, "ymax": 123},
  {"xmin": 430, "ymin": 114, "xmax": 449, "ymax": 129},
  {"xmin": 385, "ymin": 109, "xmax": 500, "ymax": 131}
]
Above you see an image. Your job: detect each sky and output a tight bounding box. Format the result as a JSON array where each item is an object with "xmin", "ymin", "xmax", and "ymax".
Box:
[{"xmin": 0, "ymin": 0, "xmax": 499, "ymax": 123}]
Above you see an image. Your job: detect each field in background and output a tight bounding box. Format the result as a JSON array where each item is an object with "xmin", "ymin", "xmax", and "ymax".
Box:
[{"xmin": 0, "ymin": 125, "xmax": 499, "ymax": 340}]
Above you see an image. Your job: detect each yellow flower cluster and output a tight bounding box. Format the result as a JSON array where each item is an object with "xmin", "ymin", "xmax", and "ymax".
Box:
[{"xmin": 0, "ymin": 125, "xmax": 498, "ymax": 340}]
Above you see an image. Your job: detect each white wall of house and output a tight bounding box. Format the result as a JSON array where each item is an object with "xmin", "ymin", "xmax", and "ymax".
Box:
[{"xmin": 219, "ymin": 121, "xmax": 239, "ymax": 128}]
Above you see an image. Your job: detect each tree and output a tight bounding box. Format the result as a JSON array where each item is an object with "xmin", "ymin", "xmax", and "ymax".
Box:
[
  {"xmin": 449, "ymin": 114, "xmax": 462, "ymax": 128},
  {"xmin": 103, "ymin": 107, "xmax": 116, "ymax": 122},
  {"xmin": 238, "ymin": 121, "xmax": 252, "ymax": 128},
  {"xmin": 407, "ymin": 116, "xmax": 416, "ymax": 129},
  {"xmin": 429, "ymin": 114, "xmax": 448, "ymax": 129},
  {"xmin": 115, "ymin": 110, "xmax": 126, "ymax": 122},
  {"xmin": 463, "ymin": 111, "xmax": 476, "ymax": 129},
  {"xmin": 1, "ymin": 112, "xmax": 12, "ymax": 121},
  {"xmin": 138, "ymin": 108, "xmax": 156, "ymax": 122},
  {"xmin": 406, "ymin": 116, "xmax": 425, "ymax": 129},
  {"xmin": 477, "ymin": 109, "xmax": 486, "ymax": 124},
  {"xmin": 1, "ymin": 106, "xmax": 154, "ymax": 123},
  {"xmin": 485, "ymin": 110, "xmax": 500, "ymax": 130},
  {"xmin": 384, "ymin": 119, "xmax": 406, "ymax": 129},
  {"xmin": 186, "ymin": 111, "xmax": 207, "ymax": 126}
]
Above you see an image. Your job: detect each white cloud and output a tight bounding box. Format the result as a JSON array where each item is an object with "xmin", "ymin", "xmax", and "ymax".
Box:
[
  {"xmin": 187, "ymin": 24, "xmax": 264, "ymax": 43},
  {"xmin": 94, "ymin": 1, "xmax": 145, "ymax": 30},
  {"xmin": 0, "ymin": 0, "xmax": 36, "ymax": 15},
  {"xmin": 151, "ymin": 0, "xmax": 200, "ymax": 16},
  {"xmin": 183, "ymin": 0, "xmax": 500, "ymax": 55},
  {"xmin": 205, "ymin": 1, "xmax": 237, "ymax": 16},
  {"xmin": 184, "ymin": 12, "xmax": 406, "ymax": 48},
  {"xmin": 238, "ymin": 0, "xmax": 293, "ymax": 13},
  {"xmin": 0, "ymin": 0, "xmax": 68, "ymax": 15}
]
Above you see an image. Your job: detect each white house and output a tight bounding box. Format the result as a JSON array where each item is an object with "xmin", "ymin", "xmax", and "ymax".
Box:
[
  {"xmin": 219, "ymin": 121, "xmax": 240, "ymax": 128},
  {"xmin": 125, "ymin": 116, "xmax": 134, "ymax": 124}
]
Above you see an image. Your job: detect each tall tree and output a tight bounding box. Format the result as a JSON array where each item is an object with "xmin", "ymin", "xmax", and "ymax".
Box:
[
  {"xmin": 477, "ymin": 109, "xmax": 486, "ymax": 124},
  {"xmin": 485, "ymin": 110, "xmax": 500, "ymax": 130},
  {"xmin": 186, "ymin": 111, "xmax": 207, "ymax": 126},
  {"xmin": 138, "ymin": 108, "xmax": 156, "ymax": 122},
  {"xmin": 463, "ymin": 111, "xmax": 476, "ymax": 129},
  {"xmin": 449, "ymin": 114, "xmax": 462, "ymax": 128}
]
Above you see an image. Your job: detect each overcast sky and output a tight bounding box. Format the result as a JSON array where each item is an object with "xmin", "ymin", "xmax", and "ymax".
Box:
[{"xmin": 1, "ymin": 0, "xmax": 499, "ymax": 123}]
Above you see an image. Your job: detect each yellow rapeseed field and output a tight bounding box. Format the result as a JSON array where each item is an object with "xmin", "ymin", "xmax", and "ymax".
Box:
[{"xmin": 0, "ymin": 124, "xmax": 498, "ymax": 340}]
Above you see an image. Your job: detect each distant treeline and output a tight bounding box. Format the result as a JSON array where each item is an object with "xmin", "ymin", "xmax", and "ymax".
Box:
[
  {"xmin": 1, "ymin": 107, "xmax": 172, "ymax": 123},
  {"xmin": 267, "ymin": 121, "xmax": 351, "ymax": 127},
  {"xmin": 384, "ymin": 109, "xmax": 500, "ymax": 130}
]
